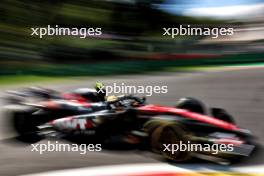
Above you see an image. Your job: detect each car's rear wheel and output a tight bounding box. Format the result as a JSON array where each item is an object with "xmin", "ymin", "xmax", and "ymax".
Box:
[
  {"xmin": 148, "ymin": 121, "xmax": 191, "ymax": 162},
  {"xmin": 176, "ymin": 97, "xmax": 206, "ymax": 114},
  {"xmin": 6, "ymin": 106, "xmax": 42, "ymax": 143}
]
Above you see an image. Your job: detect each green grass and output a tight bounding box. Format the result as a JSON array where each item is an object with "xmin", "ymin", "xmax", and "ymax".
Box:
[
  {"xmin": 0, "ymin": 66, "xmax": 198, "ymax": 86},
  {"xmin": 0, "ymin": 65, "xmax": 230, "ymax": 86},
  {"xmin": 0, "ymin": 75, "xmax": 68, "ymax": 85}
]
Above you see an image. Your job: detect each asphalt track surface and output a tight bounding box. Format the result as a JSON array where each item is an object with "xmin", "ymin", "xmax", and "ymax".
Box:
[{"xmin": 0, "ymin": 68, "xmax": 264, "ymax": 176}]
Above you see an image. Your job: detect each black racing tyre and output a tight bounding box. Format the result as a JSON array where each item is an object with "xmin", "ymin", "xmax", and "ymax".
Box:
[
  {"xmin": 10, "ymin": 107, "xmax": 42, "ymax": 143},
  {"xmin": 142, "ymin": 120, "xmax": 163, "ymax": 150},
  {"xmin": 143, "ymin": 120, "xmax": 163, "ymax": 135},
  {"xmin": 176, "ymin": 97, "xmax": 206, "ymax": 114},
  {"xmin": 149, "ymin": 121, "xmax": 191, "ymax": 162}
]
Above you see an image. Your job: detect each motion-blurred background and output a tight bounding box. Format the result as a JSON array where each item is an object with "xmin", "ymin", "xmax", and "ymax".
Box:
[
  {"xmin": 0, "ymin": 0, "xmax": 264, "ymax": 81},
  {"xmin": 1, "ymin": 1, "xmax": 264, "ymax": 175}
]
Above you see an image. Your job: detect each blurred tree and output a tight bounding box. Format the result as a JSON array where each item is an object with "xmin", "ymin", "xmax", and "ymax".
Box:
[{"xmin": 0, "ymin": 0, "xmax": 223, "ymax": 63}]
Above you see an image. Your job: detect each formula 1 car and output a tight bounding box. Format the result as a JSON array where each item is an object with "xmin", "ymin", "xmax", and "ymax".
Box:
[
  {"xmin": 5, "ymin": 86, "xmax": 105, "ymax": 104},
  {"xmin": 5, "ymin": 94, "xmax": 255, "ymax": 164}
]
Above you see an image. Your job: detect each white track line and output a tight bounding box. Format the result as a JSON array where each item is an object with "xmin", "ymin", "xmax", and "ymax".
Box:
[
  {"xmin": 205, "ymin": 65, "xmax": 264, "ymax": 72},
  {"xmin": 22, "ymin": 163, "xmax": 264, "ymax": 176}
]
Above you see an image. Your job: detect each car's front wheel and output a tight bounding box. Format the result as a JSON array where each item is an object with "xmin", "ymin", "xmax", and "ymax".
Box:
[{"xmin": 148, "ymin": 121, "xmax": 191, "ymax": 162}]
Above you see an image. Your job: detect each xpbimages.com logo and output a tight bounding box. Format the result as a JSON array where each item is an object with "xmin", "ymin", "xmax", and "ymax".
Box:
[{"xmin": 95, "ymin": 82, "xmax": 168, "ymax": 97}]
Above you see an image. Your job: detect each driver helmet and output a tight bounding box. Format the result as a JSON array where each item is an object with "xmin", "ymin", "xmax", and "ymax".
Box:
[
  {"xmin": 106, "ymin": 95, "xmax": 118, "ymax": 102},
  {"xmin": 106, "ymin": 95, "xmax": 124, "ymax": 111}
]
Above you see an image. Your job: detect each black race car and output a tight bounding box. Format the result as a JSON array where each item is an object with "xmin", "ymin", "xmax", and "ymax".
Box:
[{"xmin": 4, "ymin": 94, "xmax": 255, "ymax": 165}]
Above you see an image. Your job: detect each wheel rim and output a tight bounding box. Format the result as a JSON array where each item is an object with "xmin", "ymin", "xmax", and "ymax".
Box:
[
  {"xmin": 152, "ymin": 125, "xmax": 190, "ymax": 162},
  {"xmin": 159, "ymin": 126, "xmax": 182, "ymax": 160}
]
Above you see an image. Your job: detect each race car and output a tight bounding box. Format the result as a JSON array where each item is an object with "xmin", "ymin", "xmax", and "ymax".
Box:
[
  {"xmin": 5, "ymin": 95, "xmax": 255, "ymax": 165},
  {"xmin": 5, "ymin": 85, "xmax": 106, "ymax": 104}
]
